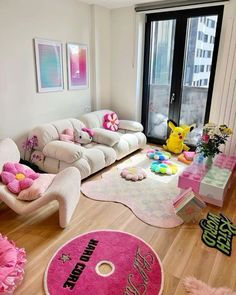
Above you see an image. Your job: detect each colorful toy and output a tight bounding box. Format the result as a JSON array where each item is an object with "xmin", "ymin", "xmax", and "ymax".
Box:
[
  {"xmin": 150, "ymin": 161, "xmax": 178, "ymax": 175},
  {"xmin": 163, "ymin": 120, "xmax": 194, "ymax": 154},
  {"xmin": 120, "ymin": 167, "xmax": 147, "ymax": 181},
  {"xmin": 74, "ymin": 127, "xmax": 94, "ymax": 145},
  {"xmin": 178, "ymin": 153, "xmax": 192, "ymax": 165},
  {"xmin": 173, "ymin": 188, "xmax": 205, "ymax": 222},
  {"xmin": 183, "ymin": 151, "xmax": 196, "ymax": 161},
  {"xmin": 146, "ymin": 150, "xmax": 171, "ymax": 161},
  {"xmin": 0, "ymin": 162, "xmax": 39, "ymax": 194},
  {"xmin": 103, "ymin": 112, "xmax": 119, "ymax": 131}
]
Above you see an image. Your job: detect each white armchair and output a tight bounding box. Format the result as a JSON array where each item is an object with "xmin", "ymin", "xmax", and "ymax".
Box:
[{"xmin": 0, "ymin": 138, "xmax": 81, "ymax": 228}]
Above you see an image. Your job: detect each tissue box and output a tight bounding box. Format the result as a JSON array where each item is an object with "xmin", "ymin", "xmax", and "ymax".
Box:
[{"xmin": 173, "ymin": 188, "xmax": 206, "ymax": 222}]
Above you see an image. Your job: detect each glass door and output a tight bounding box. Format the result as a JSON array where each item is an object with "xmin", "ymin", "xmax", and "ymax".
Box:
[
  {"xmin": 147, "ymin": 19, "xmax": 176, "ymax": 140},
  {"xmin": 142, "ymin": 6, "xmax": 224, "ymax": 146},
  {"xmin": 180, "ymin": 15, "xmax": 219, "ymax": 145}
]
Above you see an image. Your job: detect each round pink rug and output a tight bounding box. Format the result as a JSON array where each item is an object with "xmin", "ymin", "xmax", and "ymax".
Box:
[{"xmin": 44, "ymin": 230, "xmax": 164, "ymax": 295}]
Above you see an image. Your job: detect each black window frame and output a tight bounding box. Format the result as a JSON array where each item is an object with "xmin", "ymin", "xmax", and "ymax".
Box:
[{"xmin": 141, "ymin": 5, "xmax": 224, "ymax": 145}]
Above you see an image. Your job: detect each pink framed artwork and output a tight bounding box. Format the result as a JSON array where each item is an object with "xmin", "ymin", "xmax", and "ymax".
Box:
[{"xmin": 67, "ymin": 43, "xmax": 88, "ymax": 90}]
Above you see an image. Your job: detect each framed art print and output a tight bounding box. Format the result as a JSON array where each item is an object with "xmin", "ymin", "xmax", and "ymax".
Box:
[
  {"xmin": 34, "ymin": 38, "xmax": 64, "ymax": 92},
  {"xmin": 67, "ymin": 43, "xmax": 88, "ymax": 90}
]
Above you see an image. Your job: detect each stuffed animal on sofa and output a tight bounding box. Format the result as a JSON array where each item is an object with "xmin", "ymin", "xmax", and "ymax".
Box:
[
  {"xmin": 163, "ymin": 120, "xmax": 194, "ymax": 154},
  {"xmin": 74, "ymin": 128, "xmax": 94, "ymax": 145},
  {"xmin": 59, "ymin": 128, "xmax": 94, "ymax": 145}
]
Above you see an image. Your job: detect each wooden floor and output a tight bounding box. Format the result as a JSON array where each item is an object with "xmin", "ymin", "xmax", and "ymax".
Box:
[{"xmin": 0, "ymin": 149, "xmax": 236, "ymax": 295}]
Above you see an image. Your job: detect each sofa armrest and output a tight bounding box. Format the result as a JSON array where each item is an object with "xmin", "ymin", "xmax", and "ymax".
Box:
[
  {"xmin": 92, "ymin": 128, "xmax": 120, "ymax": 147},
  {"xmin": 43, "ymin": 141, "xmax": 83, "ymax": 164},
  {"xmin": 118, "ymin": 120, "xmax": 143, "ymax": 132}
]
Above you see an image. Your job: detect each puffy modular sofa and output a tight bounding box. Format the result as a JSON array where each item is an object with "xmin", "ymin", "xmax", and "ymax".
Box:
[{"xmin": 25, "ymin": 110, "xmax": 147, "ymax": 179}]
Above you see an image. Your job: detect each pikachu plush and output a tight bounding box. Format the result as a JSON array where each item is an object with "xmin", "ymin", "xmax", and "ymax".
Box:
[{"xmin": 163, "ymin": 120, "xmax": 194, "ymax": 154}]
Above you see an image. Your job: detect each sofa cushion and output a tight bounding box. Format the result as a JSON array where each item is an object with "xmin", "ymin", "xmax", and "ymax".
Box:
[
  {"xmin": 43, "ymin": 141, "xmax": 83, "ymax": 164},
  {"xmin": 118, "ymin": 120, "xmax": 143, "ymax": 132},
  {"xmin": 92, "ymin": 128, "xmax": 120, "ymax": 147}
]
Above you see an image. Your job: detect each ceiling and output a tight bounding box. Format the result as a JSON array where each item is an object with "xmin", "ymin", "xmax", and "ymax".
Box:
[{"xmin": 78, "ymin": 0, "xmax": 161, "ymax": 9}]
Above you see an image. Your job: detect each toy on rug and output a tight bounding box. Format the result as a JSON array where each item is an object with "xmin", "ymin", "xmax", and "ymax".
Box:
[
  {"xmin": 0, "ymin": 233, "xmax": 26, "ymax": 294},
  {"xmin": 173, "ymin": 188, "xmax": 205, "ymax": 222},
  {"xmin": 150, "ymin": 161, "xmax": 178, "ymax": 175},
  {"xmin": 163, "ymin": 120, "xmax": 194, "ymax": 154},
  {"xmin": 0, "ymin": 162, "xmax": 39, "ymax": 194},
  {"xmin": 178, "ymin": 151, "xmax": 196, "ymax": 165},
  {"xmin": 183, "ymin": 276, "xmax": 236, "ymax": 295},
  {"xmin": 146, "ymin": 150, "xmax": 171, "ymax": 161},
  {"xmin": 120, "ymin": 167, "xmax": 147, "ymax": 181}
]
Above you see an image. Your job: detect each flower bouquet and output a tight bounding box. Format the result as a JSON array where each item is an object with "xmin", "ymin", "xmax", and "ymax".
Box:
[{"xmin": 197, "ymin": 123, "xmax": 233, "ymax": 166}]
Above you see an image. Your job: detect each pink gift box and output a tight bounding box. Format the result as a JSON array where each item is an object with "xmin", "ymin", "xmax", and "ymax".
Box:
[{"xmin": 173, "ymin": 188, "xmax": 206, "ymax": 222}]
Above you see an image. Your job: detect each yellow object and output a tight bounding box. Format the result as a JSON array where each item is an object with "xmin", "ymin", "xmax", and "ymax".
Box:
[
  {"xmin": 15, "ymin": 173, "xmax": 25, "ymax": 180},
  {"xmin": 177, "ymin": 153, "xmax": 192, "ymax": 165},
  {"xmin": 163, "ymin": 120, "xmax": 194, "ymax": 154}
]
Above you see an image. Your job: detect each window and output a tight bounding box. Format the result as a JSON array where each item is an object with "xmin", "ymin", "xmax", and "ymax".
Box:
[
  {"xmin": 142, "ymin": 6, "xmax": 223, "ymax": 145},
  {"xmin": 210, "ymin": 36, "xmax": 215, "ymax": 43},
  {"xmin": 207, "ymin": 51, "xmax": 211, "ymax": 58},
  {"xmin": 207, "ymin": 65, "xmax": 211, "ymax": 71}
]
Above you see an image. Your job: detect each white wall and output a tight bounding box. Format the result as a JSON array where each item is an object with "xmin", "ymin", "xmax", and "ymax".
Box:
[
  {"xmin": 91, "ymin": 5, "xmax": 111, "ymax": 110},
  {"xmin": 0, "ymin": 0, "xmax": 91, "ymax": 145},
  {"xmin": 111, "ymin": 7, "xmax": 139, "ymax": 120},
  {"xmin": 210, "ymin": 0, "xmax": 236, "ymax": 155}
]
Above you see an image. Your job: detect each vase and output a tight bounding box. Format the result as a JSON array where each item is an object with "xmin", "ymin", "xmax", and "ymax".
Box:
[{"xmin": 205, "ymin": 156, "xmax": 213, "ymax": 168}]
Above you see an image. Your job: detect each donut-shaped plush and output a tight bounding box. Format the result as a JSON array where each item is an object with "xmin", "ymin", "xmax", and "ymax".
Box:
[
  {"xmin": 121, "ymin": 167, "xmax": 147, "ymax": 181},
  {"xmin": 150, "ymin": 161, "xmax": 178, "ymax": 175},
  {"xmin": 146, "ymin": 150, "xmax": 171, "ymax": 161}
]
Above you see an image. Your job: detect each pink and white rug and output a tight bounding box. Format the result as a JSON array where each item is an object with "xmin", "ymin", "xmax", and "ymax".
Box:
[
  {"xmin": 44, "ymin": 230, "xmax": 164, "ymax": 295},
  {"xmin": 81, "ymin": 153, "xmax": 186, "ymax": 228}
]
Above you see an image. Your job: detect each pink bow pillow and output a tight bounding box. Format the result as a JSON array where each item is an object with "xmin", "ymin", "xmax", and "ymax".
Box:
[
  {"xmin": 0, "ymin": 163, "xmax": 39, "ymax": 194},
  {"xmin": 103, "ymin": 112, "xmax": 119, "ymax": 132},
  {"xmin": 59, "ymin": 128, "xmax": 74, "ymax": 143}
]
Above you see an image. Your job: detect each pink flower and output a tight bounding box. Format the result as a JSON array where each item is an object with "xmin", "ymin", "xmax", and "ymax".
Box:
[
  {"xmin": 103, "ymin": 112, "xmax": 119, "ymax": 131},
  {"xmin": 201, "ymin": 134, "xmax": 209, "ymax": 143},
  {"xmin": 0, "ymin": 162, "xmax": 39, "ymax": 194}
]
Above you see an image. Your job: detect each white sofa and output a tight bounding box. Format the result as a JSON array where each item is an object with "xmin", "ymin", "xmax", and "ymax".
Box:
[{"xmin": 25, "ymin": 110, "xmax": 146, "ymax": 179}]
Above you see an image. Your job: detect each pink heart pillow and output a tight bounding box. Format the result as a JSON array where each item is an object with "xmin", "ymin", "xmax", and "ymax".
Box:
[
  {"xmin": 59, "ymin": 128, "xmax": 74, "ymax": 143},
  {"xmin": 103, "ymin": 112, "xmax": 119, "ymax": 132},
  {"xmin": 0, "ymin": 163, "xmax": 39, "ymax": 194}
]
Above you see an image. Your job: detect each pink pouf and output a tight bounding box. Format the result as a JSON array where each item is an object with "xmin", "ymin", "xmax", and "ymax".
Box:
[{"xmin": 0, "ymin": 234, "xmax": 26, "ymax": 294}]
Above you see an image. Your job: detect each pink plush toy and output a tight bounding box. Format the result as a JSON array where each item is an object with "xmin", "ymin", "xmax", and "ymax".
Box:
[
  {"xmin": 0, "ymin": 234, "xmax": 26, "ymax": 294},
  {"xmin": 59, "ymin": 128, "xmax": 74, "ymax": 143},
  {"xmin": 59, "ymin": 128, "xmax": 94, "ymax": 145},
  {"xmin": 74, "ymin": 127, "xmax": 94, "ymax": 145},
  {"xmin": 121, "ymin": 167, "xmax": 147, "ymax": 181},
  {"xmin": 0, "ymin": 162, "xmax": 39, "ymax": 194}
]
